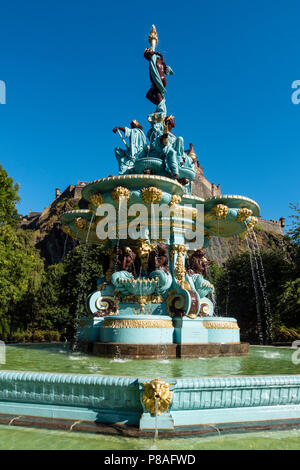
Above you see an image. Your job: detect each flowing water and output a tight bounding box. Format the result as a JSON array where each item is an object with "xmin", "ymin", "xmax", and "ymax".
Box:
[
  {"xmin": 245, "ymin": 236, "xmax": 264, "ymax": 344},
  {"xmin": 247, "ymin": 227, "xmax": 273, "ymax": 342},
  {"xmin": 72, "ymin": 215, "xmax": 95, "ymax": 351},
  {"xmin": 62, "ymin": 233, "xmax": 68, "ymax": 260}
]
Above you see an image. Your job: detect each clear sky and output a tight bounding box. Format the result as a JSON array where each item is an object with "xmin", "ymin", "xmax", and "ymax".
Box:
[{"xmin": 0, "ymin": 0, "xmax": 299, "ymax": 227}]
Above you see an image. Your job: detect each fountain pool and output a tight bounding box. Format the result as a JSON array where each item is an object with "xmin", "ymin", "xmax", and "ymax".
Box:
[
  {"xmin": 1, "ymin": 343, "xmax": 300, "ymax": 378},
  {"xmin": 1, "ymin": 424, "xmax": 300, "ymax": 450},
  {"xmin": 0, "ymin": 343, "xmax": 300, "ymax": 441}
]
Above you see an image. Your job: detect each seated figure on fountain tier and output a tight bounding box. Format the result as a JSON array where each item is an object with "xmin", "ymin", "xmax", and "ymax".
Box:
[
  {"xmin": 113, "ymin": 120, "xmax": 148, "ymax": 174},
  {"xmin": 147, "ymin": 244, "xmax": 172, "ymax": 297},
  {"xmin": 160, "ymin": 116, "xmax": 195, "ymax": 184},
  {"xmin": 185, "ymin": 249, "xmax": 214, "ymax": 299}
]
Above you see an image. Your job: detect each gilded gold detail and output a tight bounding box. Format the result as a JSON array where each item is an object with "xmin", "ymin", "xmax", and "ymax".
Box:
[
  {"xmin": 74, "ymin": 217, "xmax": 87, "ymax": 230},
  {"xmin": 142, "ymin": 186, "xmax": 163, "ymax": 203},
  {"xmin": 142, "ymin": 379, "xmax": 172, "ymax": 416},
  {"xmin": 61, "ymin": 224, "xmax": 80, "ymax": 241},
  {"xmin": 61, "ymin": 225, "xmax": 73, "ymax": 237},
  {"xmin": 203, "ymin": 321, "xmax": 239, "ymax": 329},
  {"xmin": 88, "ymin": 193, "xmax": 104, "ymax": 207},
  {"xmin": 112, "ymin": 186, "xmax": 131, "ymax": 202},
  {"xmin": 148, "ymin": 25, "xmax": 158, "ymax": 45},
  {"xmin": 246, "ymin": 216, "xmax": 258, "ymax": 230},
  {"xmin": 237, "ymin": 207, "xmax": 253, "ymax": 223},
  {"xmin": 211, "ymin": 204, "xmax": 229, "ymax": 220},
  {"xmin": 123, "ymin": 294, "xmax": 164, "ymax": 306},
  {"xmin": 169, "ymin": 195, "xmax": 182, "ymax": 207},
  {"xmin": 100, "ymin": 318, "xmax": 173, "ymax": 329},
  {"xmin": 135, "ymin": 239, "xmax": 156, "ymax": 271},
  {"xmin": 170, "ymin": 245, "xmax": 189, "ymax": 289}
]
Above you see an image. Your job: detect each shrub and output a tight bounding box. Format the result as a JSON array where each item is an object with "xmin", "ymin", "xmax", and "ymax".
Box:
[
  {"xmin": 44, "ymin": 330, "xmax": 61, "ymax": 342},
  {"xmin": 272, "ymin": 325, "xmax": 300, "ymax": 343},
  {"xmin": 32, "ymin": 330, "xmax": 46, "ymax": 342},
  {"xmin": 9, "ymin": 330, "xmax": 32, "ymax": 343}
]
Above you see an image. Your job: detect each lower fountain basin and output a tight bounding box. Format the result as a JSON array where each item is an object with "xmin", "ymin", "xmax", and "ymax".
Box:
[{"xmin": 1, "ymin": 345, "xmax": 299, "ymax": 437}]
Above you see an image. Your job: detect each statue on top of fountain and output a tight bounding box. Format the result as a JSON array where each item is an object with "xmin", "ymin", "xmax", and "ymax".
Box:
[{"xmin": 111, "ymin": 25, "xmax": 197, "ymax": 192}]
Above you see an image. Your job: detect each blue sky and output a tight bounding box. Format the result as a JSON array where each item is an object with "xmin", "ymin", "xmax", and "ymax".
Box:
[{"xmin": 0, "ymin": 0, "xmax": 299, "ymax": 227}]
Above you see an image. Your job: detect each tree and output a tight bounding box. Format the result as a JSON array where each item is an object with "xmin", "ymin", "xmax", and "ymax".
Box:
[
  {"xmin": 0, "ymin": 166, "xmax": 44, "ymax": 338},
  {"xmin": 214, "ymin": 248, "xmax": 294, "ymax": 344},
  {"xmin": 59, "ymin": 244, "xmax": 108, "ymax": 339},
  {"xmin": 0, "ymin": 164, "xmax": 20, "ymax": 226},
  {"xmin": 287, "ymin": 203, "xmax": 300, "ymax": 245},
  {"xmin": 276, "ymin": 278, "xmax": 300, "ymax": 329},
  {"xmin": 0, "ymin": 225, "xmax": 44, "ymax": 338}
]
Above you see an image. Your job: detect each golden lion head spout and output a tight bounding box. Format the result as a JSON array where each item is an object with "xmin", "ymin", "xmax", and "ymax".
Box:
[{"xmin": 142, "ymin": 378, "xmax": 172, "ymax": 415}]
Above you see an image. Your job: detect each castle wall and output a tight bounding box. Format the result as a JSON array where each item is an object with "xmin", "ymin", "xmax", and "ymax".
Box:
[
  {"xmin": 192, "ymin": 163, "xmax": 221, "ymax": 199},
  {"xmin": 258, "ymin": 218, "xmax": 285, "ymax": 236}
]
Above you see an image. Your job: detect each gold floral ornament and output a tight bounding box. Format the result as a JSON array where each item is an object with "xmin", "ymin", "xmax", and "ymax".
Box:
[
  {"xmin": 236, "ymin": 207, "xmax": 253, "ymax": 223},
  {"xmin": 61, "ymin": 225, "xmax": 73, "ymax": 237},
  {"xmin": 211, "ymin": 204, "xmax": 229, "ymax": 220},
  {"xmin": 142, "ymin": 379, "xmax": 172, "ymax": 416},
  {"xmin": 170, "ymin": 245, "xmax": 190, "ymax": 290},
  {"xmin": 88, "ymin": 193, "xmax": 104, "ymax": 208},
  {"xmin": 169, "ymin": 195, "xmax": 182, "ymax": 207},
  {"xmin": 74, "ymin": 217, "xmax": 87, "ymax": 230},
  {"xmin": 142, "ymin": 187, "xmax": 162, "ymax": 204},
  {"xmin": 246, "ymin": 216, "xmax": 258, "ymax": 230},
  {"xmin": 112, "ymin": 186, "xmax": 130, "ymax": 203}
]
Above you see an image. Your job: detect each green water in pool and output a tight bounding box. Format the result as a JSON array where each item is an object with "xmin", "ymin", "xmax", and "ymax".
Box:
[
  {"xmin": 0, "ymin": 425, "xmax": 299, "ymax": 450},
  {"xmin": 1, "ymin": 343, "xmax": 299, "ymax": 378}
]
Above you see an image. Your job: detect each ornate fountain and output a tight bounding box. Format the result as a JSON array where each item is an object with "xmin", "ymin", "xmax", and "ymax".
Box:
[
  {"xmin": 61, "ymin": 25, "xmax": 259, "ymax": 358},
  {"xmin": 0, "ymin": 27, "xmax": 299, "ymax": 438}
]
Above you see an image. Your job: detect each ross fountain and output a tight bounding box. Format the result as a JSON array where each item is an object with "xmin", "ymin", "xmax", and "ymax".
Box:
[
  {"xmin": 60, "ymin": 26, "xmax": 259, "ymax": 360},
  {"xmin": 0, "ymin": 26, "xmax": 299, "ymax": 439}
]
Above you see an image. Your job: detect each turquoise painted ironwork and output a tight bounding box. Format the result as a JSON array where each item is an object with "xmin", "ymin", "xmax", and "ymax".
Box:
[{"xmin": 0, "ymin": 371, "xmax": 300, "ymax": 430}]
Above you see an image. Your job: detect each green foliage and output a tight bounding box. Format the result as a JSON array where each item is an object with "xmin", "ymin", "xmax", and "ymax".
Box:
[
  {"xmin": 0, "ymin": 164, "xmax": 20, "ymax": 226},
  {"xmin": 9, "ymin": 329, "xmax": 61, "ymax": 343},
  {"xmin": 276, "ymin": 278, "xmax": 300, "ymax": 328},
  {"xmin": 287, "ymin": 203, "xmax": 300, "ymax": 245},
  {"xmin": 254, "ymin": 224, "xmax": 265, "ymax": 231},
  {"xmin": 272, "ymin": 325, "xmax": 300, "ymax": 343},
  {"xmin": 0, "ymin": 225, "xmax": 44, "ymax": 339},
  {"xmin": 208, "ymin": 261, "xmax": 224, "ymax": 285},
  {"xmin": 59, "ymin": 244, "xmax": 107, "ymax": 338}
]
